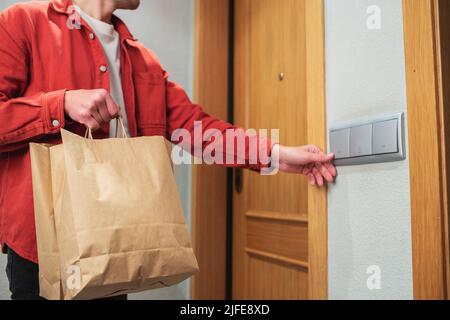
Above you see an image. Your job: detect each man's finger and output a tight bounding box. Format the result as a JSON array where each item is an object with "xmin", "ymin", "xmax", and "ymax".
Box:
[
  {"xmin": 312, "ymin": 167, "xmax": 323, "ymax": 186},
  {"xmin": 308, "ymin": 153, "xmax": 324, "ymax": 163},
  {"xmin": 316, "ymin": 162, "xmax": 334, "ymax": 182},
  {"xmin": 323, "ymin": 153, "xmax": 335, "ymax": 162},
  {"xmin": 104, "ymin": 93, "xmax": 120, "ymax": 118},
  {"xmin": 90, "ymin": 107, "xmax": 105, "ymax": 127},
  {"xmin": 302, "ymin": 163, "xmax": 314, "ymax": 176},
  {"xmin": 97, "ymin": 99, "xmax": 113, "ymax": 124},
  {"xmin": 308, "ymin": 152, "xmax": 334, "ymax": 163},
  {"xmin": 325, "ymin": 161, "xmax": 337, "ymax": 177},
  {"xmin": 84, "ymin": 116, "xmax": 101, "ymax": 131}
]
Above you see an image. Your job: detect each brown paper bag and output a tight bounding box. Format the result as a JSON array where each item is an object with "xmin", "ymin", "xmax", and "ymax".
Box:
[
  {"xmin": 31, "ymin": 126, "xmax": 198, "ymax": 300},
  {"xmin": 30, "ymin": 143, "xmax": 63, "ymax": 300}
]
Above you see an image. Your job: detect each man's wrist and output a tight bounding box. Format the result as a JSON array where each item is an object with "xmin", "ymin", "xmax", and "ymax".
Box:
[
  {"xmin": 63, "ymin": 91, "xmax": 75, "ymax": 124},
  {"xmin": 270, "ymin": 143, "xmax": 281, "ymax": 169}
]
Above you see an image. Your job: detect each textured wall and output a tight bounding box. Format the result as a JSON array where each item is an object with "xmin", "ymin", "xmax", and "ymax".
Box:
[
  {"xmin": 0, "ymin": 0, "xmax": 195, "ymax": 300},
  {"xmin": 325, "ymin": 0, "xmax": 413, "ymax": 299}
]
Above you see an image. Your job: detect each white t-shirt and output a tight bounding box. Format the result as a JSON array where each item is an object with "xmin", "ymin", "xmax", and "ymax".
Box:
[{"xmin": 75, "ymin": 6, "xmax": 130, "ymax": 138}]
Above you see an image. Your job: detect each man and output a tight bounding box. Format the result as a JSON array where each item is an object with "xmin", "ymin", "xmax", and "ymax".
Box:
[{"xmin": 0, "ymin": 0, "xmax": 337, "ymax": 300}]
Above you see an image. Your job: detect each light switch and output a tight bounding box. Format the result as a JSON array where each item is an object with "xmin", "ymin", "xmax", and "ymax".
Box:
[
  {"xmin": 373, "ymin": 119, "xmax": 398, "ymax": 154},
  {"xmin": 330, "ymin": 129, "xmax": 350, "ymax": 159},
  {"xmin": 350, "ymin": 124, "xmax": 372, "ymax": 157},
  {"xmin": 330, "ymin": 112, "xmax": 405, "ymax": 166}
]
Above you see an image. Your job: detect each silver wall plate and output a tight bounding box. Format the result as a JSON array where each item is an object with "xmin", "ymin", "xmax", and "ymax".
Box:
[{"xmin": 329, "ymin": 112, "xmax": 406, "ymax": 166}]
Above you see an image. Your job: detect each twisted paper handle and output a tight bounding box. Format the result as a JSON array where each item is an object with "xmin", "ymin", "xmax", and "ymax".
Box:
[{"xmin": 84, "ymin": 117, "xmax": 128, "ymax": 139}]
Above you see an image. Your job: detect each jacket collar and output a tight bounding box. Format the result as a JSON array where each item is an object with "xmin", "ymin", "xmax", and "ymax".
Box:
[
  {"xmin": 49, "ymin": 0, "xmax": 137, "ymax": 41},
  {"xmin": 49, "ymin": 0, "xmax": 71, "ymax": 14}
]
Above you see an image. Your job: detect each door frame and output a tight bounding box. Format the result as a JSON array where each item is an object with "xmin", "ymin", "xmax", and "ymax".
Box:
[
  {"xmin": 191, "ymin": 0, "xmax": 328, "ymax": 299},
  {"xmin": 304, "ymin": 0, "xmax": 328, "ymax": 300},
  {"xmin": 403, "ymin": 0, "xmax": 450, "ymax": 300},
  {"xmin": 191, "ymin": 0, "xmax": 230, "ymax": 300}
]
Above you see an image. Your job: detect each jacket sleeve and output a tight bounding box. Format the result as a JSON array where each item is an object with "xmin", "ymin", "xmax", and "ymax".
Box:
[
  {"xmin": 164, "ymin": 71, "xmax": 275, "ymax": 170},
  {"xmin": 0, "ymin": 5, "xmax": 67, "ymax": 153}
]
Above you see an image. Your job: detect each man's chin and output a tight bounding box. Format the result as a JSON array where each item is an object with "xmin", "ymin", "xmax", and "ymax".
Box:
[{"xmin": 116, "ymin": 0, "xmax": 141, "ymax": 10}]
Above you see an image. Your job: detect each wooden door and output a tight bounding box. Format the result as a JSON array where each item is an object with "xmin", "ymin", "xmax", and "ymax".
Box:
[{"xmin": 233, "ymin": 0, "xmax": 327, "ymax": 299}]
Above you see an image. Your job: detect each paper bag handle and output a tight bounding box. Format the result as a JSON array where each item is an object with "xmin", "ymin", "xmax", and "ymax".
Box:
[{"xmin": 84, "ymin": 117, "xmax": 129, "ymax": 139}]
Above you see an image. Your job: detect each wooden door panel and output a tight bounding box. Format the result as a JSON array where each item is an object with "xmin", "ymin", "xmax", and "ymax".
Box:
[
  {"xmin": 247, "ymin": 0, "xmax": 308, "ymax": 215},
  {"xmin": 234, "ymin": 0, "xmax": 313, "ymax": 300},
  {"xmin": 247, "ymin": 217, "xmax": 308, "ymax": 263},
  {"xmin": 247, "ymin": 256, "xmax": 308, "ymax": 300}
]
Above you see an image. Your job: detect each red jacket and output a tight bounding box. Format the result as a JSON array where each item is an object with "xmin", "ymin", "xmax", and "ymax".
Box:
[{"xmin": 0, "ymin": 0, "xmax": 272, "ymax": 263}]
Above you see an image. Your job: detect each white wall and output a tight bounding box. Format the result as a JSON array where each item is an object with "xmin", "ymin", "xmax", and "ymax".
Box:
[
  {"xmin": 0, "ymin": 0, "xmax": 195, "ymax": 300},
  {"xmin": 325, "ymin": 0, "xmax": 413, "ymax": 299}
]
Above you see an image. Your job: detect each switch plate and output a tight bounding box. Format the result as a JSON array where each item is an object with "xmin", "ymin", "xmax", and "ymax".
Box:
[
  {"xmin": 329, "ymin": 129, "xmax": 350, "ymax": 159},
  {"xmin": 373, "ymin": 119, "xmax": 398, "ymax": 154},
  {"xmin": 329, "ymin": 112, "xmax": 406, "ymax": 166},
  {"xmin": 350, "ymin": 124, "xmax": 372, "ymax": 157}
]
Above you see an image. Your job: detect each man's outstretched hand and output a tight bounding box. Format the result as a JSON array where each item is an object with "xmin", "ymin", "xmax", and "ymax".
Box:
[{"xmin": 272, "ymin": 144, "xmax": 337, "ymax": 187}]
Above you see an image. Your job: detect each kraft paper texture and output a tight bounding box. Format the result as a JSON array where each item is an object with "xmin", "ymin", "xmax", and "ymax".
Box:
[{"xmin": 30, "ymin": 129, "xmax": 198, "ymax": 300}]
